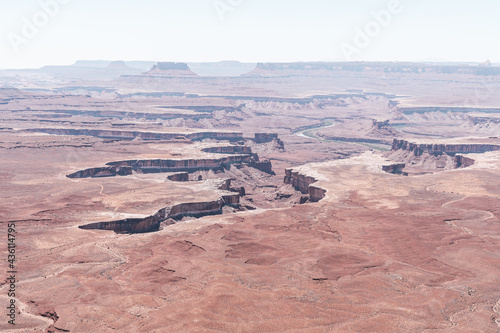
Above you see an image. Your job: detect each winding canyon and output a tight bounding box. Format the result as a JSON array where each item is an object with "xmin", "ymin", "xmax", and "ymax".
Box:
[{"xmin": 1, "ymin": 61, "xmax": 499, "ymax": 332}]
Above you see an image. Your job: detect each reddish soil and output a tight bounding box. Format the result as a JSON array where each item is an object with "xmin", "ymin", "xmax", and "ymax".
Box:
[{"xmin": 0, "ymin": 64, "xmax": 499, "ymax": 332}]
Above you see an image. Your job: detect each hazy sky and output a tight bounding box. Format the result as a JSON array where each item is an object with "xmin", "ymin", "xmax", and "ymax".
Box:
[{"xmin": 1, "ymin": 0, "xmax": 499, "ymax": 68}]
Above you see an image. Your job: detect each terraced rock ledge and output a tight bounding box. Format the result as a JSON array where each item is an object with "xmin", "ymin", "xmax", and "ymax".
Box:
[
  {"xmin": 67, "ymin": 155, "xmax": 274, "ymax": 178},
  {"xmin": 25, "ymin": 128, "xmax": 244, "ymax": 141},
  {"xmin": 79, "ymin": 194, "xmax": 240, "ymax": 234},
  {"xmin": 284, "ymin": 169, "xmax": 326, "ymax": 202}
]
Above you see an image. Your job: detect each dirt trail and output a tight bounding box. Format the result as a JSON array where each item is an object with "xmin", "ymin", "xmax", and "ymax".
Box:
[
  {"xmin": 441, "ymin": 196, "xmax": 495, "ymax": 236},
  {"xmin": 0, "ymin": 295, "xmax": 54, "ymax": 332}
]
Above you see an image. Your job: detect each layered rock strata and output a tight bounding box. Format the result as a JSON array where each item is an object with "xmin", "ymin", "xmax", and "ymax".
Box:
[
  {"xmin": 254, "ymin": 133, "xmax": 279, "ymax": 143},
  {"xmin": 79, "ymin": 195, "xmax": 240, "ymax": 234},
  {"xmin": 167, "ymin": 172, "xmax": 189, "ymax": 182},
  {"xmin": 284, "ymin": 169, "xmax": 326, "ymax": 202},
  {"xmin": 67, "ymin": 166, "xmax": 133, "ymax": 178},
  {"xmin": 454, "ymin": 155, "xmax": 475, "ymax": 168},
  {"xmin": 67, "ymin": 153, "xmax": 277, "ymax": 178},
  {"xmin": 321, "ymin": 136, "xmax": 389, "ymax": 144},
  {"xmin": 202, "ymin": 146, "xmax": 253, "ymax": 155},
  {"xmin": 249, "ymin": 161, "xmax": 275, "ymax": 175},
  {"xmin": 19, "ymin": 109, "xmax": 211, "ymax": 120},
  {"xmin": 25, "ymin": 128, "xmax": 243, "ymax": 141},
  {"xmin": 391, "ymin": 139, "xmax": 500, "ymax": 156},
  {"xmin": 144, "ymin": 62, "xmax": 199, "ymax": 77},
  {"xmin": 382, "ymin": 164, "xmax": 407, "ymax": 175},
  {"xmin": 398, "ymin": 106, "xmax": 500, "ymax": 115},
  {"xmin": 68, "ymin": 155, "xmax": 255, "ymax": 178},
  {"xmin": 253, "ymin": 133, "xmax": 285, "ymax": 150}
]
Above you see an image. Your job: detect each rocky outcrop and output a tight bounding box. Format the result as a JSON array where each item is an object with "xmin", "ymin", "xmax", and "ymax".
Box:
[
  {"xmin": 254, "ymin": 133, "xmax": 278, "ymax": 143},
  {"xmin": 320, "ymin": 136, "xmax": 389, "ymax": 144},
  {"xmin": 391, "ymin": 139, "xmax": 500, "ymax": 156},
  {"xmin": 20, "ymin": 108, "xmax": 212, "ymax": 121},
  {"xmin": 154, "ymin": 62, "xmax": 191, "ymax": 71},
  {"xmin": 253, "ymin": 133, "xmax": 285, "ymax": 150},
  {"xmin": 386, "ymin": 142, "xmax": 480, "ymax": 173},
  {"xmin": 284, "ymin": 169, "xmax": 325, "ymax": 202},
  {"xmin": 249, "ymin": 161, "xmax": 275, "ymax": 175},
  {"xmin": 69, "ymin": 156, "xmax": 249, "ymax": 178},
  {"xmin": 372, "ymin": 119, "xmax": 390, "ymax": 130},
  {"xmin": 144, "ymin": 62, "xmax": 198, "ymax": 77},
  {"xmin": 67, "ymin": 166, "xmax": 133, "ymax": 179},
  {"xmin": 202, "ymin": 146, "xmax": 253, "ymax": 155},
  {"xmin": 308, "ymin": 186, "xmax": 327, "ymax": 203},
  {"xmin": 160, "ymin": 105, "xmax": 244, "ymax": 113},
  {"xmin": 79, "ymin": 216, "xmax": 160, "ymax": 234},
  {"xmin": 186, "ymin": 132, "xmax": 244, "ymax": 141},
  {"xmin": 108, "ymin": 156, "xmax": 252, "ymax": 171},
  {"xmin": 106, "ymin": 61, "xmax": 132, "ymax": 70},
  {"xmin": 382, "ymin": 164, "xmax": 407, "ymax": 175},
  {"xmin": 454, "ymin": 155, "xmax": 475, "ymax": 168},
  {"xmin": 221, "ymin": 194, "xmax": 241, "ymax": 205},
  {"xmin": 68, "ymin": 154, "xmax": 275, "ymax": 178},
  {"xmin": 218, "ymin": 179, "xmax": 246, "ymax": 197},
  {"xmin": 244, "ymin": 62, "xmax": 500, "ymax": 77},
  {"xmin": 79, "ymin": 195, "xmax": 240, "ymax": 234},
  {"xmin": 167, "ymin": 200, "xmax": 225, "ymax": 219},
  {"xmin": 25, "ymin": 128, "xmax": 244, "ymax": 142},
  {"xmin": 398, "ymin": 107, "xmax": 500, "ymax": 115},
  {"xmin": 369, "ymin": 119, "xmax": 400, "ymax": 138},
  {"xmin": 167, "ymin": 172, "xmax": 189, "ymax": 182}
]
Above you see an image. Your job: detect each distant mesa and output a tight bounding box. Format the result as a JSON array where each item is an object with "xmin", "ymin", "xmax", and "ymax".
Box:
[
  {"xmin": 71, "ymin": 60, "xmax": 155, "ymax": 71},
  {"xmin": 106, "ymin": 60, "xmax": 132, "ymax": 70},
  {"xmin": 72, "ymin": 60, "xmax": 115, "ymax": 68},
  {"xmin": 154, "ymin": 62, "xmax": 190, "ymax": 71},
  {"xmin": 144, "ymin": 62, "xmax": 199, "ymax": 77},
  {"xmin": 243, "ymin": 61, "xmax": 500, "ymax": 77},
  {"xmin": 479, "ymin": 59, "xmax": 492, "ymax": 67},
  {"xmin": 391, "ymin": 139, "xmax": 500, "ymax": 156},
  {"xmin": 187, "ymin": 61, "xmax": 257, "ymax": 77}
]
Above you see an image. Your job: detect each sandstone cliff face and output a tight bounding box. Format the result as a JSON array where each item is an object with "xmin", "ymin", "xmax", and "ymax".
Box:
[
  {"xmin": 144, "ymin": 62, "xmax": 199, "ymax": 77},
  {"xmin": 320, "ymin": 136, "xmax": 389, "ymax": 144},
  {"xmin": 253, "ymin": 133, "xmax": 285, "ymax": 150},
  {"xmin": 79, "ymin": 195, "xmax": 240, "ymax": 234},
  {"xmin": 202, "ymin": 146, "xmax": 253, "ymax": 155},
  {"xmin": 382, "ymin": 164, "xmax": 407, "ymax": 175},
  {"xmin": 187, "ymin": 132, "xmax": 244, "ymax": 141},
  {"xmin": 24, "ymin": 106, "xmax": 213, "ymax": 120},
  {"xmin": 368, "ymin": 119, "xmax": 401, "ymax": 139},
  {"xmin": 244, "ymin": 62, "xmax": 500, "ymax": 77},
  {"xmin": 67, "ymin": 166, "xmax": 133, "ymax": 179},
  {"xmin": 108, "ymin": 156, "xmax": 252, "ymax": 171},
  {"xmin": 26, "ymin": 128, "xmax": 244, "ymax": 142},
  {"xmin": 398, "ymin": 106, "xmax": 500, "ymax": 115},
  {"xmin": 254, "ymin": 133, "xmax": 279, "ymax": 143},
  {"xmin": 106, "ymin": 60, "xmax": 132, "ymax": 70},
  {"xmin": 218, "ymin": 179, "xmax": 246, "ymax": 197},
  {"xmin": 308, "ymin": 186, "xmax": 327, "ymax": 203},
  {"xmin": 221, "ymin": 194, "xmax": 241, "ymax": 205},
  {"xmin": 391, "ymin": 139, "xmax": 500, "ymax": 156},
  {"xmin": 168, "ymin": 200, "xmax": 224, "ymax": 219},
  {"xmin": 387, "ymin": 140, "xmax": 483, "ymax": 173},
  {"xmin": 284, "ymin": 169, "xmax": 325, "ymax": 202},
  {"xmin": 454, "ymin": 155, "xmax": 475, "ymax": 168},
  {"xmin": 79, "ymin": 217, "xmax": 160, "ymax": 234},
  {"xmin": 69, "ymin": 151, "xmax": 275, "ymax": 178},
  {"xmin": 167, "ymin": 172, "xmax": 189, "ymax": 182}
]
